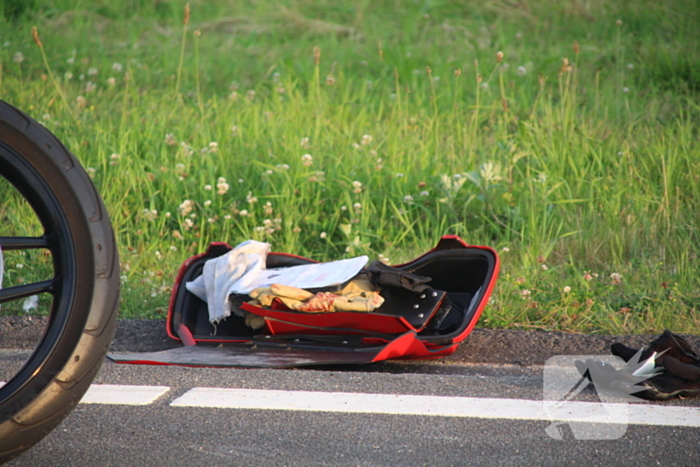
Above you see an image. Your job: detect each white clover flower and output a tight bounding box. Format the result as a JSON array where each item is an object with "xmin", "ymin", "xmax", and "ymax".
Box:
[
  {"xmin": 86, "ymin": 167, "xmax": 96, "ymax": 179},
  {"xmin": 88, "ymin": 67, "xmax": 98, "ymax": 76},
  {"xmin": 178, "ymin": 200, "xmax": 194, "ymax": 216},
  {"xmin": 263, "ymin": 202, "xmax": 273, "ymax": 215},
  {"xmin": 65, "ymin": 72, "xmax": 74, "ymax": 81},
  {"xmin": 361, "ymin": 134, "xmax": 373, "ymax": 145},
  {"xmin": 396, "ymin": 173, "xmax": 404, "ymax": 178},
  {"xmin": 230, "ymin": 125, "xmax": 238, "ymax": 136},
  {"xmin": 13, "ymin": 52, "xmax": 24, "ymax": 63},
  {"xmin": 169, "ymin": 245, "xmax": 178, "ymax": 252},
  {"xmin": 85, "ymin": 82, "xmax": 97, "ymax": 93},
  {"xmin": 501, "ymin": 247, "xmax": 510, "ymax": 252},
  {"xmin": 183, "ymin": 218, "xmax": 194, "ymax": 230},
  {"xmin": 155, "ymin": 251, "xmax": 162, "ymax": 259},
  {"xmin": 610, "ymin": 272, "xmax": 622, "ymax": 285},
  {"xmin": 563, "ymin": 286, "xmax": 571, "ymax": 293},
  {"xmin": 207, "ymin": 218, "xmax": 215, "ymax": 223},
  {"xmin": 320, "ymin": 232, "xmax": 327, "ymax": 239},
  {"xmin": 517, "ymin": 66, "xmax": 527, "ymax": 76},
  {"xmin": 204, "ymin": 184, "xmax": 212, "ymax": 191},
  {"xmin": 106, "ymin": 77, "xmax": 116, "ymax": 86},
  {"xmin": 341, "ymin": 205, "xmax": 347, "ymax": 211},
  {"xmin": 216, "ymin": 177, "xmax": 229, "ymax": 195},
  {"xmin": 112, "ymin": 62, "xmax": 123, "ymax": 72},
  {"xmin": 300, "ymin": 137, "xmax": 310, "ymax": 148},
  {"xmin": 246, "ymin": 90, "xmax": 256, "ymax": 101},
  {"xmin": 403, "ymin": 195, "xmax": 414, "ymax": 203},
  {"xmin": 246, "ymin": 192, "xmax": 258, "ymax": 203},
  {"xmin": 264, "ymin": 170, "xmax": 273, "ymax": 175},
  {"xmin": 301, "ymin": 154, "xmax": 313, "ymax": 166},
  {"xmin": 352, "ymin": 181, "xmax": 363, "ymax": 193},
  {"xmin": 141, "ymin": 209, "xmax": 158, "ymax": 221},
  {"xmin": 353, "ymin": 202, "xmax": 362, "ymax": 212},
  {"xmin": 480, "ymin": 82, "xmax": 489, "ymax": 91},
  {"xmin": 520, "ymin": 289, "xmax": 531, "ymax": 298},
  {"xmin": 239, "ymin": 210, "xmax": 248, "ymax": 217},
  {"xmin": 203, "ymin": 200, "xmax": 212, "ymax": 207},
  {"xmin": 626, "ymin": 63, "xmax": 634, "ymax": 70},
  {"xmin": 420, "ymin": 191, "xmax": 429, "ymax": 197},
  {"xmin": 541, "ymin": 264, "xmax": 548, "ymax": 271},
  {"xmin": 208, "ymin": 142, "xmax": 219, "ymax": 153},
  {"xmin": 622, "ymin": 87, "xmax": 629, "ymax": 93}
]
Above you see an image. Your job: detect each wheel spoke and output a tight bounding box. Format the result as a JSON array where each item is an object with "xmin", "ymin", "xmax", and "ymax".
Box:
[
  {"xmin": 0, "ymin": 236, "xmax": 49, "ymax": 251},
  {"xmin": 0, "ymin": 280, "xmax": 53, "ymax": 303}
]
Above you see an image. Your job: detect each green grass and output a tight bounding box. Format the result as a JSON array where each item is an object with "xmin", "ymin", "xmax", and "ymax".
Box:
[{"xmin": 1, "ymin": 0, "xmax": 699, "ymax": 334}]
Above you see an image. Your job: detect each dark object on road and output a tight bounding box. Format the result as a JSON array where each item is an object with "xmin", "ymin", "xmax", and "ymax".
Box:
[
  {"xmin": 110, "ymin": 236, "xmax": 499, "ymax": 368},
  {"xmin": 610, "ymin": 330, "xmax": 700, "ymax": 400},
  {"xmin": 577, "ymin": 330, "xmax": 700, "ymax": 401}
]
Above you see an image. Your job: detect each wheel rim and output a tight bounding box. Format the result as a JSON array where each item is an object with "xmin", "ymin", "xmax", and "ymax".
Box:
[{"xmin": 0, "ymin": 139, "xmax": 91, "ymax": 422}]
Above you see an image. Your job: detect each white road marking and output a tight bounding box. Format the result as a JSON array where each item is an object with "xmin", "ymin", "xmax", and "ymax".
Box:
[
  {"xmin": 170, "ymin": 387, "xmax": 700, "ymax": 427},
  {"xmin": 80, "ymin": 384, "xmax": 170, "ymax": 405},
  {"xmin": 5, "ymin": 380, "xmax": 700, "ymax": 428}
]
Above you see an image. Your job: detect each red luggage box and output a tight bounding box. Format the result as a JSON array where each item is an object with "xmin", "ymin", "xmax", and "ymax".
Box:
[{"xmin": 111, "ymin": 235, "xmax": 499, "ymax": 368}]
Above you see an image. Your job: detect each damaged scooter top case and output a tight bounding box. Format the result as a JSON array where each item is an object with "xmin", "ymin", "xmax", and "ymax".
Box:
[{"xmin": 114, "ymin": 235, "xmax": 499, "ymax": 368}]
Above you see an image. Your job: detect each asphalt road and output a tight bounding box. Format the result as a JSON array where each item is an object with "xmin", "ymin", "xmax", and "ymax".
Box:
[{"xmin": 3, "ymin": 319, "xmax": 700, "ymax": 466}]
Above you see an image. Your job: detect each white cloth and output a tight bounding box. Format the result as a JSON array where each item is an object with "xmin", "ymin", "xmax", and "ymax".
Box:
[
  {"xmin": 185, "ymin": 239, "xmax": 369, "ymax": 324},
  {"xmin": 186, "ymin": 240, "xmax": 271, "ymax": 324}
]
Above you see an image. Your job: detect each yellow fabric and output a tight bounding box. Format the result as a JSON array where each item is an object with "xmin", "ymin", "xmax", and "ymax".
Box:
[{"xmin": 247, "ymin": 277, "xmax": 384, "ymax": 314}]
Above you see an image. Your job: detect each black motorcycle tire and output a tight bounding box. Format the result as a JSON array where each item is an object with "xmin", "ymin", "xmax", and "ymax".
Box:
[{"xmin": 0, "ymin": 100, "xmax": 120, "ymax": 463}]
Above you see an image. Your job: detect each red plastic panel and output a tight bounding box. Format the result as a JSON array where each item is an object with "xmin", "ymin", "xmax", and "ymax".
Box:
[{"xmin": 241, "ymin": 302, "xmax": 415, "ymax": 335}]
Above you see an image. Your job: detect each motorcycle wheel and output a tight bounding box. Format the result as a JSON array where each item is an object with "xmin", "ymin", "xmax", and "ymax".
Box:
[{"xmin": 0, "ymin": 100, "xmax": 120, "ymax": 463}]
